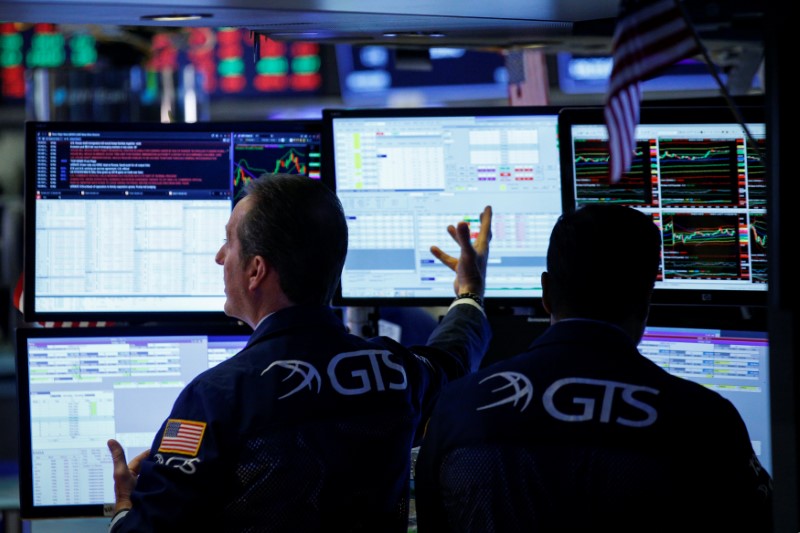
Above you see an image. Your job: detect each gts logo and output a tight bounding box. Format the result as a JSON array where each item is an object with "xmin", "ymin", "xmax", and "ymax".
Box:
[
  {"xmin": 479, "ymin": 373, "xmax": 660, "ymax": 428},
  {"xmin": 263, "ymin": 350, "xmax": 408, "ymax": 398}
]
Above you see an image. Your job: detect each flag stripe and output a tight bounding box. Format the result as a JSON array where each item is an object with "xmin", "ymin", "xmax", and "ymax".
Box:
[
  {"xmin": 605, "ymin": 83, "xmax": 642, "ymax": 182},
  {"xmin": 610, "ymin": 3, "xmax": 698, "ymax": 89},
  {"xmin": 611, "ymin": 35, "xmax": 699, "ymax": 91}
]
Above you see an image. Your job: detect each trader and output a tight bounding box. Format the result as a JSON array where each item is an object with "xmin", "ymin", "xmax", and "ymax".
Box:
[{"xmin": 107, "ymin": 173, "xmax": 493, "ymax": 532}]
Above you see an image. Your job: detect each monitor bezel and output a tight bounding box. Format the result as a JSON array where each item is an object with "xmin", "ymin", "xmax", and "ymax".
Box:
[
  {"xmin": 557, "ymin": 104, "xmax": 767, "ymax": 308},
  {"xmin": 23, "ymin": 119, "xmax": 322, "ymax": 324},
  {"xmin": 14, "ymin": 322, "xmax": 253, "ymax": 520},
  {"xmin": 321, "ymin": 105, "xmax": 565, "ymax": 310}
]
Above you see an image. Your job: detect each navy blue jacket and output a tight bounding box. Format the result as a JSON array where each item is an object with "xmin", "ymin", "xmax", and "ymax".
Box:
[
  {"xmin": 110, "ymin": 303, "xmax": 490, "ymax": 532},
  {"xmin": 415, "ymin": 319, "xmax": 773, "ymax": 533}
]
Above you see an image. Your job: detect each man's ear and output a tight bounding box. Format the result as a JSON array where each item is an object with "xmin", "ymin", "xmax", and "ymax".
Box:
[
  {"xmin": 247, "ymin": 255, "xmax": 269, "ymax": 291},
  {"xmin": 541, "ymin": 271, "xmax": 552, "ymax": 315}
]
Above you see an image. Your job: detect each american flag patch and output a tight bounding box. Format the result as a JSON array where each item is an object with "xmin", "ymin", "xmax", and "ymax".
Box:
[{"xmin": 158, "ymin": 419, "xmax": 206, "ymax": 456}]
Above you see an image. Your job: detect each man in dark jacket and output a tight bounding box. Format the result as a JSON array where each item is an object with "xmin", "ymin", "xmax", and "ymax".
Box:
[
  {"xmin": 415, "ymin": 203, "xmax": 773, "ymax": 533},
  {"xmin": 107, "ymin": 173, "xmax": 493, "ymax": 532}
]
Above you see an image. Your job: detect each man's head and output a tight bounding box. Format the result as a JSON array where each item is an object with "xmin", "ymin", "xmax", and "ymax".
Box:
[
  {"xmin": 216, "ymin": 173, "xmax": 348, "ymax": 324},
  {"xmin": 542, "ymin": 203, "xmax": 661, "ymax": 334}
]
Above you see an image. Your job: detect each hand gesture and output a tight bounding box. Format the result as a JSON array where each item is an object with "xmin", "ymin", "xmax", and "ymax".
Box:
[
  {"xmin": 430, "ymin": 206, "xmax": 492, "ymax": 298},
  {"xmin": 107, "ymin": 438, "xmax": 150, "ymax": 514}
]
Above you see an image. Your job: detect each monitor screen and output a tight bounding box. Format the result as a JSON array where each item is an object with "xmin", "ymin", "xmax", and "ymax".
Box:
[
  {"xmin": 14, "ymin": 323, "xmax": 252, "ymax": 519},
  {"xmin": 558, "ymin": 105, "xmax": 767, "ymax": 307},
  {"xmin": 639, "ymin": 324, "xmax": 771, "ymax": 473},
  {"xmin": 23, "ymin": 120, "xmax": 322, "ymax": 323},
  {"xmin": 322, "ymin": 106, "xmax": 563, "ymax": 308}
]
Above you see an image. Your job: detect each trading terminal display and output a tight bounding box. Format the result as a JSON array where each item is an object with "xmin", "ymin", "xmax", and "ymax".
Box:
[
  {"xmin": 323, "ymin": 106, "xmax": 563, "ymax": 307},
  {"xmin": 559, "ymin": 107, "xmax": 767, "ymax": 306},
  {"xmin": 14, "ymin": 326, "xmax": 250, "ymax": 518},
  {"xmin": 24, "ymin": 121, "xmax": 321, "ymax": 323}
]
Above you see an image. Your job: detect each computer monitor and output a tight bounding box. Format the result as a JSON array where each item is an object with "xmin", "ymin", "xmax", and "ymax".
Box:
[
  {"xmin": 558, "ymin": 105, "xmax": 767, "ymax": 307},
  {"xmin": 23, "ymin": 120, "xmax": 321, "ymax": 323},
  {"xmin": 14, "ymin": 323, "xmax": 252, "ymax": 519},
  {"xmin": 639, "ymin": 324, "xmax": 771, "ymax": 474},
  {"xmin": 321, "ymin": 105, "xmax": 563, "ymax": 310}
]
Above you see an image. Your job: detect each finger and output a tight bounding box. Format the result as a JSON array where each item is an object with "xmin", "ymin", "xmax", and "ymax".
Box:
[
  {"xmin": 108, "ymin": 439, "xmax": 127, "ymax": 466},
  {"xmin": 108, "ymin": 439, "xmax": 132, "ymax": 484},
  {"xmin": 430, "ymin": 246, "xmax": 457, "ymax": 272},
  {"xmin": 481, "ymin": 206, "xmax": 492, "ymax": 238},
  {"xmin": 475, "ymin": 206, "xmax": 493, "ymax": 250},
  {"xmin": 454, "ymin": 221, "xmax": 475, "ymax": 255},
  {"xmin": 445, "ymin": 224, "xmax": 458, "ymax": 243}
]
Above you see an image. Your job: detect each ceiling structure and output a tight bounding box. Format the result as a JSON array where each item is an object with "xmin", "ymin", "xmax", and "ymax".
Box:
[{"xmin": 0, "ymin": 0, "xmax": 765, "ymax": 54}]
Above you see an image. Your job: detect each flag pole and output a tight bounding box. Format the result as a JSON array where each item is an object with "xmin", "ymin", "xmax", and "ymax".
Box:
[{"xmin": 672, "ymin": 0, "xmax": 765, "ymax": 161}]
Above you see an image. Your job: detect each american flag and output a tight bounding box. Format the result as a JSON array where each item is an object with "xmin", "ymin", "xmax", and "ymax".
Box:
[
  {"xmin": 158, "ymin": 419, "xmax": 206, "ymax": 456},
  {"xmin": 605, "ymin": 0, "xmax": 700, "ymax": 182}
]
